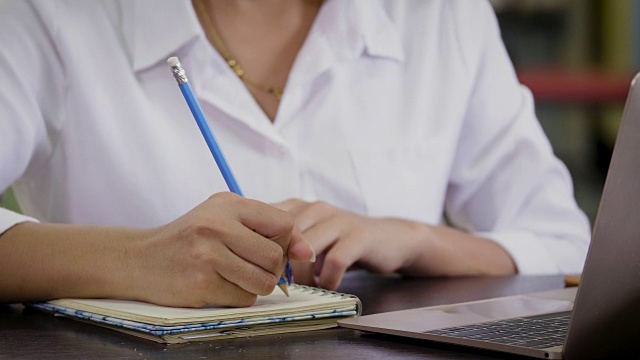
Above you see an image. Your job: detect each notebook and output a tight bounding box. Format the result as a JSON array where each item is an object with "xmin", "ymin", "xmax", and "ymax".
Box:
[
  {"xmin": 31, "ymin": 284, "xmax": 361, "ymax": 344},
  {"xmin": 339, "ymin": 72, "xmax": 640, "ymax": 360}
]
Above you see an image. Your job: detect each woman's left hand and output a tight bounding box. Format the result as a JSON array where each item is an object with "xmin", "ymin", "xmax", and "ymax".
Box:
[{"xmin": 273, "ymin": 199, "xmax": 427, "ymax": 290}]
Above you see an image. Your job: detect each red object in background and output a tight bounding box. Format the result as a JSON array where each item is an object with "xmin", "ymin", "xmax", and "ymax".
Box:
[{"xmin": 517, "ymin": 68, "xmax": 635, "ymax": 103}]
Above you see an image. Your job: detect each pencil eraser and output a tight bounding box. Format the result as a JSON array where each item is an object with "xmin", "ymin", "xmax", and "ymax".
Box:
[{"xmin": 167, "ymin": 56, "xmax": 180, "ymax": 67}]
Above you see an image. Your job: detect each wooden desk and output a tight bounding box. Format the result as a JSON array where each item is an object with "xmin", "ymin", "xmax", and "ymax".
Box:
[{"xmin": 0, "ymin": 273, "xmax": 565, "ymax": 359}]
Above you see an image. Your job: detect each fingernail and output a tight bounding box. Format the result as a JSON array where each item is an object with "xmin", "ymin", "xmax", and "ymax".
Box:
[{"xmin": 307, "ymin": 242, "xmax": 316, "ymax": 263}]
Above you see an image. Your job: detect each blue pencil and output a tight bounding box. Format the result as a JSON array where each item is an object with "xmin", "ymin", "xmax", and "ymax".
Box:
[{"xmin": 167, "ymin": 56, "xmax": 291, "ymax": 296}]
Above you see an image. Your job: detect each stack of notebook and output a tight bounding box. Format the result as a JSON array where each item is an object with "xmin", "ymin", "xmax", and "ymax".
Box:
[{"xmin": 32, "ymin": 284, "xmax": 361, "ymax": 343}]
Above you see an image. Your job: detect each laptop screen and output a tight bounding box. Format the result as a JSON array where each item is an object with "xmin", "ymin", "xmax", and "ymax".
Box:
[{"xmin": 564, "ymin": 73, "xmax": 640, "ymax": 360}]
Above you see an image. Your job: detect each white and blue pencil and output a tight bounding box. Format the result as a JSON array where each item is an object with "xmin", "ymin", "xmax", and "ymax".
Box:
[{"xmin": 167, "ymin": 56, "xmax": 291, "ymax": 296}]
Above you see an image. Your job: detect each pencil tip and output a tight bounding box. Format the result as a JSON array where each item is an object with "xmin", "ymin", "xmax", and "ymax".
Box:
[{"xmin": 278, "ymin": 283, "xmax": 289, "ymax": 297}]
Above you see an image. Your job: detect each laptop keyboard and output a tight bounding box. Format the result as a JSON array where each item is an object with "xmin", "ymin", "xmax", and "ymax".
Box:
[{"xmin": 424, "ymin": 311, "xmax": 571, "ymax": 349}]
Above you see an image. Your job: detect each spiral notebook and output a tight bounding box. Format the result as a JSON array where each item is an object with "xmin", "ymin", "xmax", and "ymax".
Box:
[{"xmin": 31, "ymin": 284, "xmax": 361, "ymax": 344}]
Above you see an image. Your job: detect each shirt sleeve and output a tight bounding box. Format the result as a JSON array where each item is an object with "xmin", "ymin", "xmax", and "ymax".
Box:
[
  {"xmin": 0, "ymin": 1, "xmax": 63, "ymax": 233},
  {"xmin": 444, "ymin": 1, "xmax": 591, "ymax": 274}
]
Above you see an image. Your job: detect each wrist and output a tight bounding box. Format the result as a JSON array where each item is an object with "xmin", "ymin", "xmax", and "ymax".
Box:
[
  {"xmin": 101, "ymin": 226, "xmax": 160, "ymax": 301},
  {"xmin": 399, "ymin": 220, "xmax": 439, "ymax": 274}
]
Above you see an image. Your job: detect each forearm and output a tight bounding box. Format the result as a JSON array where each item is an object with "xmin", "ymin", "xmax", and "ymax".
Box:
[
  {"xmin": 0, "ymin": 222, "xmax": 151, "ymax": 303},
  {"xmin": 401, "ymin": 223, "xmax": 517, "ymax": 277}
]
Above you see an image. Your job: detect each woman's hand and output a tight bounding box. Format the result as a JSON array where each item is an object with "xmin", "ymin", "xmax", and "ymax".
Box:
[
  {"xmin": 273, "ymin": 199, "xmax": 425, "ymax": 290},
  {"xmin": 0, "ymin": 192, "xmax": 314, "ymax": 307},
  {"xmin": 129, "ymin": 192, "xmax": 315, "ymax": 307},
  {"xmin": 274, "ymin": 199, "xmax": 517, "ymax": 291}
]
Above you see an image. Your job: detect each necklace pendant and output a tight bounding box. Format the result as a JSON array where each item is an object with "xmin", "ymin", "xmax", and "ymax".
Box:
[
  {"xmin": 269, "ymin": 87, "xmax": 284, "ymax": 100},
  {"xmin": 196, "ymin": 0, "xmax": 284, "ymax": 101},
  {"xmin": 232, "ymin": 65, "xmax": 244, "ymax": 77}
]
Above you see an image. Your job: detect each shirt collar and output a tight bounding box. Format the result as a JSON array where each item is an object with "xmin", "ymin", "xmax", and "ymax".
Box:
[
  {"xmin": 355, "ymin": 0, "xmax": 405, "ymax": 62},
  {"xmin": 321, "ymin": 0, "xmax": 404, "ymax": 63},
  {"xmin": 280, "ymin": 0, "xmax": 404, "ymax": 97},
  {"xmin": 121, "ymin": 0, "xmax": 403, "ymax": 73},
  {"xmin": 121, "ymin": 0, "xmax": 202, "ymax": 72}
]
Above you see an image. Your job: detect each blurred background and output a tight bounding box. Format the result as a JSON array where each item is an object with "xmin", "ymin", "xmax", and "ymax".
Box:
[
  {"xmin": 491, "ymin": 0, "xmax": 639, "ymax": 223},
  {"xmin": 1, "ymin": 0, "xmax": 639, "ymax": 225}
]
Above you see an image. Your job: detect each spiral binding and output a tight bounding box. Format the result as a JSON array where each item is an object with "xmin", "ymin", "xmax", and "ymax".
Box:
[
  {"xmin": 289, "ymin": 283, "xmax": 363, "ymax": 316},
  {"xmin": 290, "ymin": 283, "xmax": 352, "ymax": 299}
]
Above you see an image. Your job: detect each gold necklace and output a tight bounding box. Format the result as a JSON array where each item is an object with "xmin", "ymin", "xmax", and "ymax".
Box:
[{"xmin": 195, "ymin": 0, "xmax": 284, "ymax": 100}]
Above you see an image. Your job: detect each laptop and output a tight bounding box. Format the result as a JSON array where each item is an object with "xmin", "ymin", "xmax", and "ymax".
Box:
[{"xmin": 339, "ymin": 72, "xmax": 640, "ymax": 360}]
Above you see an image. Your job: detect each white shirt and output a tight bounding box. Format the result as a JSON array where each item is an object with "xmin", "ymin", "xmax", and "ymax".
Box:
[{"xmin": 0, "ymin": 0, "xmax": 591, "ymax": 274}]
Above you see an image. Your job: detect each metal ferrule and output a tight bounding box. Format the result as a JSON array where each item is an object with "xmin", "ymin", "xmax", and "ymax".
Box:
[{"xmin": 169, "ymin": 62, "xmax": 188, "ymax": 85}]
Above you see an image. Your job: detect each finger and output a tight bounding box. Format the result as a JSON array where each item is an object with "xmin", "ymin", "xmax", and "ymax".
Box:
[
  {"xmin": 299, "ymin": 219, "xmax": 342, "ymax": 255},
  {"xmin": 317, "ymin": 234, "xmax": 365, "ymax": 291},
  {"xmin": 204, "ymin": 272, "xmax": 259, "ymax": 308},
  {"xmin": 291, "ymin": 261, "xmax": 316, "ymax": 286},
  {"xmin": 213, "ymin": 244, "xmax": 282, "ymax": 296},
  {"xmin": 220, "ymin": 194, "xmax": 295, "ymax": 240},
  {"xmin": 291, "ymin": 201, "xmax": 337, "ymax": 232},
  {"xmin": 238, "ymin": 198, "xmax": 296, "ymax": 258},
  {"xmin": 223, "ymin": 222, "xmax": 286, "ymax": 275},
  {"xmin": 314, "ymin": 252, "xmax": 326, "ymax": 276},
  {"xmin": 267, "ymin": 229, "xmax": 292, "ymax": 261},
  {"xmin": 287, "ymin": 225, "xmax": 316, "ymax": 263},
  {"xmin": 272, "ymin": 198, "xmax": 303, "ymax": 213}
]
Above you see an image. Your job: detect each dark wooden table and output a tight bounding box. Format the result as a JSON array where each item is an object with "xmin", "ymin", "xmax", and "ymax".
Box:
[{"xmin": 0, "ymin": 273, "xmax": 566, "ymax": 359}]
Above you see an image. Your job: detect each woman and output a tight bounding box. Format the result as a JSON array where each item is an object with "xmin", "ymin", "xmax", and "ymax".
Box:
[{"xmin": 0, "ymin": 0, "xmax": 590, "ymax": 306}]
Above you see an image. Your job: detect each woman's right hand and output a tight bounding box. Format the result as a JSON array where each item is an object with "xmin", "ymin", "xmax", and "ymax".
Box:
[
  {"xmin": 127, "ymin": 192, "xmax": 315, "ymax": 308},
  {"xmin": 0, "ymin": 192, "xmax": 314, "ymax": 307}
]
